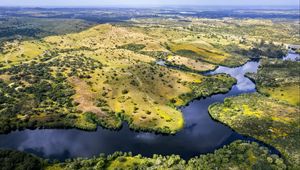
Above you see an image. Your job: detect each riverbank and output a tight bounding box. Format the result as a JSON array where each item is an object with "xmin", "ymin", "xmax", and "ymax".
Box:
[
  {"xmin": 0, "ymin": 59, "xmax": 260, "ymax": 161},
  {"xmin": 1, "ymin": 53, "xmax": 297, "ymax": 167},
  {"xmin": 209, "ymin": 93, "xmax": 300, "ymax": 169},
  {"xmin": 0, "ymin": 140, "xmax": 287, "ymax": 170},
  {"xmin": 208, "ymin": 54, "xmax": 300, "ymax": 169},
  {"xmin": 246, "ymin": 58, "xmax": 300, "ymax": 106}
]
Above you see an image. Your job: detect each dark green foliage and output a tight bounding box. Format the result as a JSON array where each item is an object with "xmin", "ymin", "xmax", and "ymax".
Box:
[
  {"xmin": 121, "ymin": 89, "xmax": 129, "ymax": 94},
  {"xmin": 139, "ymin": 51, "xmax": 170, "ymax": 59},
  {"xmin": 117, "ymin": 43, "xmax": 146, "ymax": 52},
  {"xmin": 0, "ymin": 149, "xmax": 45, "ymax": 170},
  {"xmin": 247, "ymin": 59, "xmax": 300, "ymax": 87},
  {"xmin": 50, "ymin": 54, "xmax": 103, "ymax": 78},
  {"xmin": 84, "ymin": 111, "xmax": 121, "ymax": 130},
  {"xmin": 0, "ymin": 17, "xmax": 93, "ymax": 43},
  {"xmin": 209, "ymin": 93, "xmax": 300, "ymax": 169},
  {"xmin": 225, "ymin": 42, "xmax": 287, "ymax": 59},
  {"xmin": 45, "ymin": 141, "xmax": 286, "ymax": 169},
  {"xmin": 0, "ymin": 62, "xmax": 76, "ymax": 132},
  {"xmin": 0, "ymin": 52, "xmax": 105, "ymax": 133},
  {"xmin": 188, "ymin": 141, "xmax": 286, "ymax": 170},
  {"xmin": 175, "ymin": 50, "xmax": 199, "ymax": 59},
  {"xmin": 178, "ymin": 74, "xmax": 236, "ymax": 106},
  {"xmin": 0, "ymin": 141, "xmax": 287, "ymax": 169}
]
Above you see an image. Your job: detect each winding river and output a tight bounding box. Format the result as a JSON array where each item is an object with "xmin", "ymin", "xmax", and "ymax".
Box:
[{"xmin": 2, "ymin": 53, "xmax": 299, "ymax": 160}]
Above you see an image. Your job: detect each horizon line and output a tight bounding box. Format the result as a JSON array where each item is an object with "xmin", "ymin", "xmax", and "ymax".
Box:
[{"xmin": 0, "ymin": 5, "xmax": 299, "ymax": 8}]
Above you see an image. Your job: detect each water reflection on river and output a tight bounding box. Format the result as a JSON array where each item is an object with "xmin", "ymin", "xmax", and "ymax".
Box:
[{"xmin": 0, "ymin": 61, "xmax": 271, "ymax": 160}]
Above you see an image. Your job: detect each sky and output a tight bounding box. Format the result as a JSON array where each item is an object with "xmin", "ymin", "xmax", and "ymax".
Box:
[{"xmin": 0, "ymin": 0, "xmax": 299, "ymax": 7}]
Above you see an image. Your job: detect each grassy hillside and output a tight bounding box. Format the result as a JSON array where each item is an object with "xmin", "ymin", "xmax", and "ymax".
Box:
[{"xmin": 0, "ymin": 24, "xmax": 236, "ymax": 134}]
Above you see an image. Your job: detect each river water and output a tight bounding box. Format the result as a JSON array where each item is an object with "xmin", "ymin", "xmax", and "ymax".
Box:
[
  {"xmin": 0, "ymin": 57, "xmax": 289, "ymax": 160},
  {"xmin": 283, "ymin": 51, "xmax": 300, "ymax": 61}
]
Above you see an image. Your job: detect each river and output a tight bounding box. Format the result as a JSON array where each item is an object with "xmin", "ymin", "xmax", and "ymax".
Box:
[{"xmin": 2, "ymin": 54, "xmax": 297, "ymax": 160}]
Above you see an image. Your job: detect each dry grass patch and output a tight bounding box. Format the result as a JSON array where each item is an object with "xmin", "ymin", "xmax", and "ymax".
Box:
[{"xmin": 167, "ymin": 55, "xmax": 216, "ymax": 72}]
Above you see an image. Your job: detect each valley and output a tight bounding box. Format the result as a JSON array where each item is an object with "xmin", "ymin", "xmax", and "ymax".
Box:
[{"xmin": 0, "ymin": 6, "xmax": 299, "ymax": 170}]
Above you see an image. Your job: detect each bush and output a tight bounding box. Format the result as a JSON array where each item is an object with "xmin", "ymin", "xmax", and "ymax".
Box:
[
  {"xmin": 0, "ymin": 150, "xmax": 44, "ymax": 170},
  {"xmin": 122, "ymin": 89, "xmax": 129, "ymax": 94}
]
